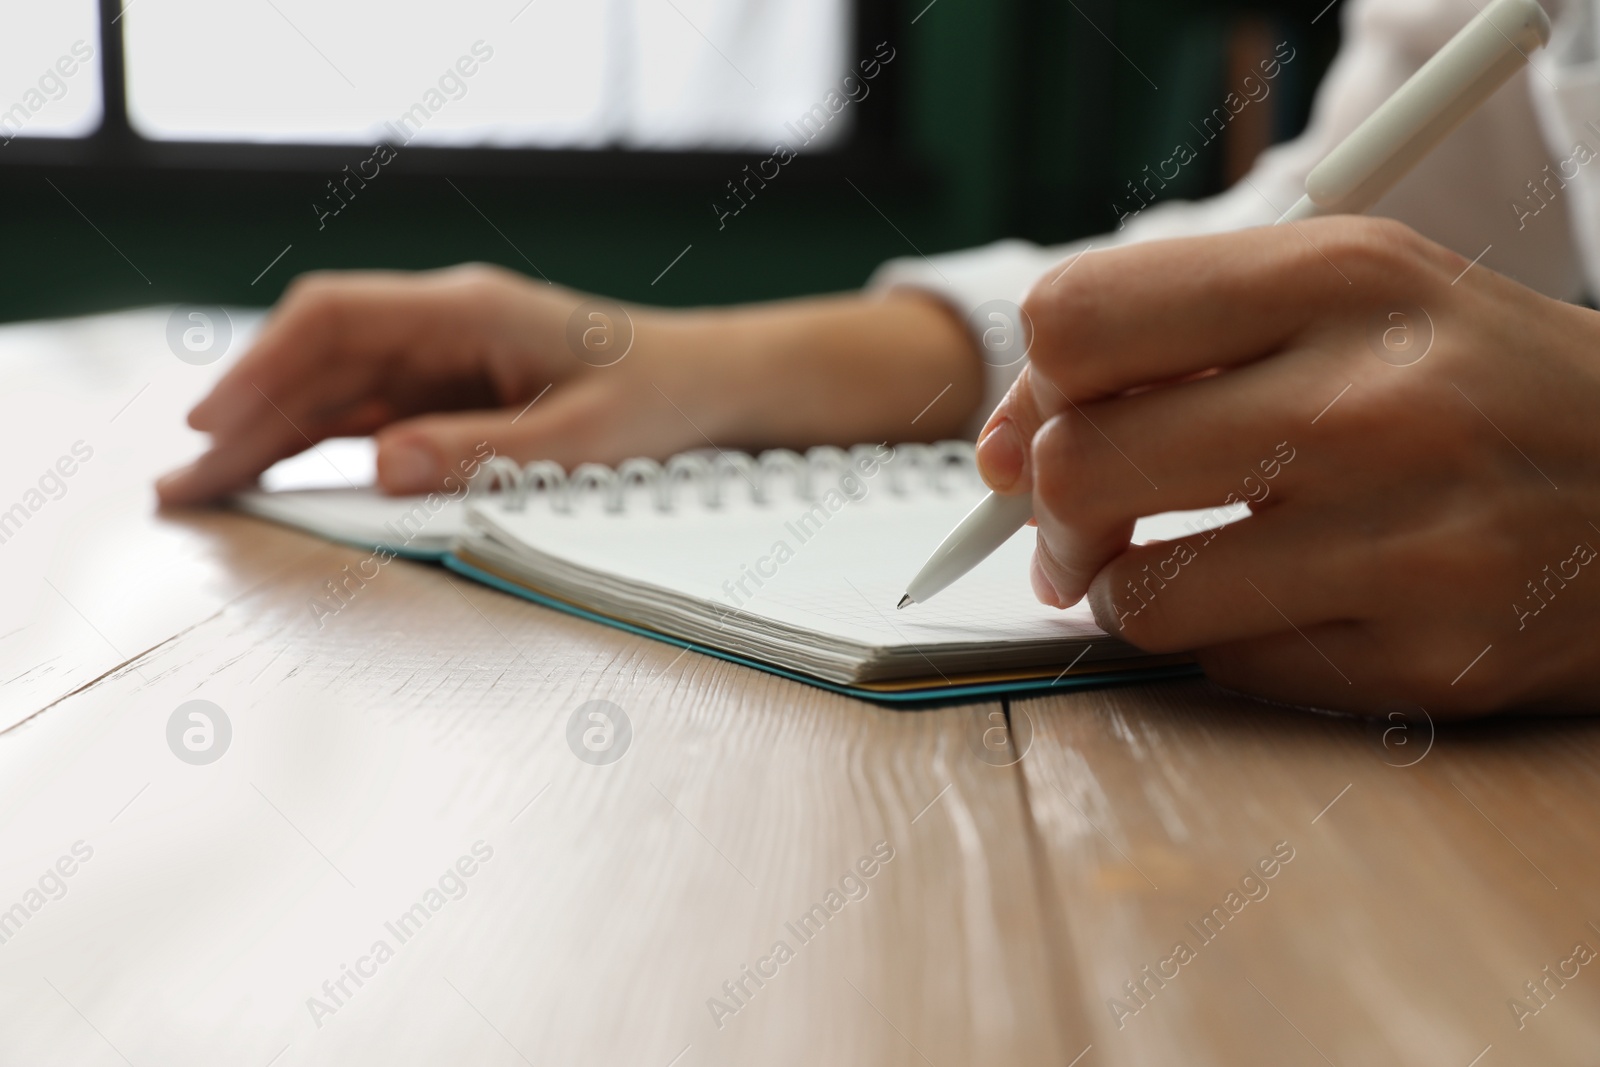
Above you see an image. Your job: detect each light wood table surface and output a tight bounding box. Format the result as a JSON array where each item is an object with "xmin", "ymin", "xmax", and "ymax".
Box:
[{"xmin": 1, "ymin": 309, "xmax": 1597, "ymax": 1066}]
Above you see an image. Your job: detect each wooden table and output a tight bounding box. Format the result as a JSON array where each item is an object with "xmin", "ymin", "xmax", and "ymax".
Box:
[{"xmin": 2, "ymin": 309, "xmax": 1597, "ymax": 1066}]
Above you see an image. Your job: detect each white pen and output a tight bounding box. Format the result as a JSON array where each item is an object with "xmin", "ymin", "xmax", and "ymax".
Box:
[{"xmin": 897, "ymin": 0, "xmax": 1550, "ymax": 610}]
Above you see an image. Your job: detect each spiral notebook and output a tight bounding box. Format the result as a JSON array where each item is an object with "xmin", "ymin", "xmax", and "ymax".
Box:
[{"xmin": 237, "ymin": 440, "xmax": 1219, "ymax": 703}]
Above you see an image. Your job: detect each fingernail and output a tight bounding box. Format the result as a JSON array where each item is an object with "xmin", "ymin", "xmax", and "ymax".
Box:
[
  {"xmin": 154, "ymin": 463, "xmax": 197, "ymax": 505},
  {"xmin": 1030, "ymin": 547, "xmax": 1068, "ymax": 608},
  {"xmin": 976, "ymin": 418, "xmax": 1025, "ymax": 491},
  {"xmin": 190, "ymin": 389, "xmax": 249, "ymax": 431},
  {"xmin": 379, "ymin": 441, "xmax": 439, "ymax": 494}
]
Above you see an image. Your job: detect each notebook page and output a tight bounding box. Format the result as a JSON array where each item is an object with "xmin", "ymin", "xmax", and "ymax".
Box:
[
  {"xmin": 237, "ymin": 438, "xmax": 476, "ymax": 555},
  {"xmin": 235, "ymin": 487, "xmax": 473, "ymax": 555},
  {"xmin": 470, "ymin": 480, "xmax": 1234, "ymax": 653}
]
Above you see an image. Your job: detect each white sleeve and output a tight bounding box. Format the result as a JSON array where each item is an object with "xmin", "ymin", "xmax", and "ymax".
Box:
[
  {"xmin": 870, "ymin": 0, "xmax": 1586, "ymax": 437},
  {"xmin": 1529, "ymin": 0, "xmax": 1600, "ymax": 293}
]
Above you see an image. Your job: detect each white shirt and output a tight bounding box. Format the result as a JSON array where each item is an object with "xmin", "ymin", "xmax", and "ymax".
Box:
[{"xmin": 871, "ymin": 0, "xmax": 1600, "ymax": 432}]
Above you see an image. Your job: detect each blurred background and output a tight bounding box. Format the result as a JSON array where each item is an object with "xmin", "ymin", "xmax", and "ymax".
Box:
[{"xmin": 0, "ymin": 0, "xmax": 1345, "ymax": 323}]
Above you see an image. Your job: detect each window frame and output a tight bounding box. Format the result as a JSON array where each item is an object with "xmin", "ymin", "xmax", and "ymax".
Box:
[{"xmin": 0, "ymin": 0, "xmax": 904, "ymax": 180}]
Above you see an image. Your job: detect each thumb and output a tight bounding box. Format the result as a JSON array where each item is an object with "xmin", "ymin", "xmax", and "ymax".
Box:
[
  {"xmin": 372, "ymin": 382, "xmax": 601, "ymax": 495},
  {"xmin": 374, "ymin": 380, "xmax": 629, "ymax": 494},
  {"xmin": 975, "ymin": 363, "xmax": 1062, "ymax": 495}
]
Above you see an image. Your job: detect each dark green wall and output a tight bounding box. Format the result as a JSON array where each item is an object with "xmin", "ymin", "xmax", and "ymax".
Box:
[{"xmin": 0, "ymin": 0, "xmax": 1342, "ymax": 322}]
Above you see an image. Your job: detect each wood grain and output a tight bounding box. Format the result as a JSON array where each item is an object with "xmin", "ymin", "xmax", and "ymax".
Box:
[
  {"xmin": 0, "ymin": 518, "xmax": 1074, "ymax": 1066},
  {"xmin": 0, "ymin": 308, "xmax": 293, "ymax": 733},
  {"xmin": 1016, "ymin": 683, "xmax": 1600, "ymax": 1065}
]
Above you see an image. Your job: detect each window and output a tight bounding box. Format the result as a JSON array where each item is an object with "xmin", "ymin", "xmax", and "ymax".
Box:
[
  {"xmin": 0, "ymin": 3, "xmax": 102, "ymax": 143},
  {"xmin": 4, "ymin": 0, "xmax": 859, "ymax": 157}
]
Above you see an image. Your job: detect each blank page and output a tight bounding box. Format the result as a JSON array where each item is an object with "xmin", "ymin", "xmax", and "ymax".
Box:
[{"xmin": 470, "ymin": 476, "xmax": 1232, "ymax": 653}]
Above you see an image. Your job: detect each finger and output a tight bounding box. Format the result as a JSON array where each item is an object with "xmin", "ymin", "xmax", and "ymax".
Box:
[
  {"xmin": 156, "ymin": 412, "xmax": 316, "ymax": 506},
  {"xmin": 189, "ymin": 272, "xmax": 407, "ymax": 432},
  {"xmin": 1077, "ymin": 507, "xmax": 1369, "ymax": 650},
  {"xmin": 186, "ymin": 339, "xmax": 517, "ymax": 507},
  {"xmin": 171, "ymin": 267, "xmax": 560, "ymax": 504},
  {"xmin": 975, "ymin": 359, "xmax": 1228, "ymax": 497},
  {"xmin": 1027, "ymin": 357, "xmax": 1313, "ymax": 602},
  {"xmin": 1030, "ymin": 513, "xmax": 1136, "ymax": 609},
  {"xmin": 1017, "ymin": 217, "xmax": 1461, "ymax": 403},
  {"xmin": 190, "ymin": 266, "xmax": 550, "ymax": 433},
  {"xmin": 194, "ymin": 349, "xmax": 501, "ymax": 488},
  {"xmin": 176, "ymin": 278, "xmax": 443, "ymax": 494},
  {"xmin": 1203, "ymin": 604, "xmax": 1542, "ymax": 713},
  {"xmin": 186, "ymin": 358, "xmax": 398, "ymax": 493},
  {"xmin": 975, "ymin": 363, "xmax": 1049, "ymax": 493},
  {"xmin": 374, "ymin": 377, "xmax": 697, "ymax": 494},
  {"xmin": 1192, "ymin": 619, "xmax": 1493, "ymax": 716},
  {"xmin": 1201, "ymin": 620, "xmax": 1538, "ymax": 717},
  {"xmin": 1195, "ymin": 624, "xmax": 1374, "ymax": 714},
  {"xmin": 158, "ymin": 383, "xmax": 400, "ymax": 506}
]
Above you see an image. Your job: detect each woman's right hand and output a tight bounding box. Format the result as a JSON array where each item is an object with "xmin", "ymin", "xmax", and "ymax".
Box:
[
  {"xmin": 978, "ymin": 219, "xmax": 1600, "ymax": 715},
  {"xmin": 156, "ymin": 263, "xmax": 983, "ymax": 504}
]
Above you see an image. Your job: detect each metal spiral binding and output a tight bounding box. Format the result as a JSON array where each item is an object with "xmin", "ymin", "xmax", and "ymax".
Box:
[{"xmin": 470, "ymin": 441, "xmax": 979, "ymax": 514}]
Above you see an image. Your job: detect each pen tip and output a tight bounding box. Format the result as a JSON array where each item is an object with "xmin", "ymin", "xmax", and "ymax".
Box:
[{"xmin": 896, "ymin": 594, "xmax": 914, "ymax": 610}]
